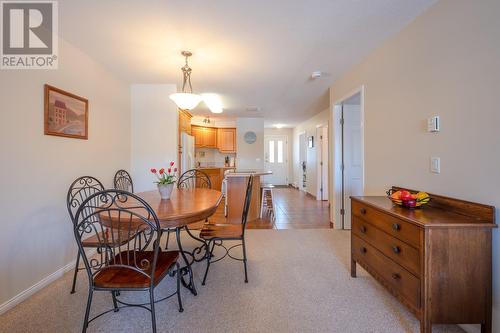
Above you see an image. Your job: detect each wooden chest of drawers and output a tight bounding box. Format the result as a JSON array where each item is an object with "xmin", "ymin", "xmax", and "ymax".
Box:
[{"xmin": 351, "ymin": 187, "xmax": 496, "ymax": 333}]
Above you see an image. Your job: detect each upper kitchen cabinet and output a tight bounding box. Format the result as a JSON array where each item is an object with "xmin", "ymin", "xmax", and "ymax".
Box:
[
  {"xmin": 192, "ymin": 125, "xmax": 218, "ymax": 148},
  {"xmin": 217, "ymin": 128, "xmax": 236, "ymax": 153},
  {"xmin": 178, "ymin": 110, "xmax": 192, "ymax": 134}
]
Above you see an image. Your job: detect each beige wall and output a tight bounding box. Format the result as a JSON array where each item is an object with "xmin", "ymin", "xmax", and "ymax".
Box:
[
  {"xmin": 236, "ymin": 118, "xmax": 264, "ymax": 170},
  {"xmin": 131, "ymin": 84, "xmax": 178, "ymax": 192},
  {"xmin": 292, "ymin": 109, "xmax": 329, "ymax": 197},
  {"xmin": 0, "ymin": 38, "xmax": 130, "ymax": 309},
  {"xmin": 329, "ymin": 0, "xmax": 500, "ymax": 331}
]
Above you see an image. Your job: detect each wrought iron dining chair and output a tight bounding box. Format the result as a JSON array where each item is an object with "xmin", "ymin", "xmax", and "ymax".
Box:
[
  {"xmin": 74, "ymin": 189, "xmax": 183, "ymax": 333},
  {"xmin": 163, "ymin": 169, "xmax": 212, "ymax": 250},
  {"xmin": 177, "ymin": 169, "xmax": 211, "ymax": 189},
  {"xmin": 114, "ymin": 169, "xmax": 134, "ymax": 193},
  {"xmin": 67, "ymin": 176, "xmax": 105, "ymax": 294},
  {"xmin": 200, "ymin": 175, "xmax": 253, "ymax": 285}
]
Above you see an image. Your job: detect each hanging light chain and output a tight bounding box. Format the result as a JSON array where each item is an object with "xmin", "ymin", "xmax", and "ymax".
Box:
[{"xmin": 181, "ymin": 52, "xmax": 193, "ymax": 93}]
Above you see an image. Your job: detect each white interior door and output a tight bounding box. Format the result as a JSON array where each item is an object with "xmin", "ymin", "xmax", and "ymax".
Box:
[
  {"xmin": 316, "ymin": 126, "xmax": 329, "ymax": 200},
  {"xmin": 342, "ymin": 103, "xmax": 363, "ymax": 229},
  {"xmin": 264, "ymin": 135, "xmax": 288, "ymax": 185},
  {"xmin": 298, "ymin": 133, "xmax": 307, "ymax": 190}
]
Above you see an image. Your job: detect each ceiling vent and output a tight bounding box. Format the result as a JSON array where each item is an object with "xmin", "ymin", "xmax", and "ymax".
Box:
[
  {"xmin": 246, "ymin": 106, "xmax": 261, "ymax": 112},
  {"xmin": 311, "ymin": 71, "xmax": 322, "ymax": 79}
]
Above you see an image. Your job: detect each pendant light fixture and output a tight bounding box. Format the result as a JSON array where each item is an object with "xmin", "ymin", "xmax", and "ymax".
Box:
[{"xmin": 169, "ymin": 51, "xmax": 203, "ymax": 111}]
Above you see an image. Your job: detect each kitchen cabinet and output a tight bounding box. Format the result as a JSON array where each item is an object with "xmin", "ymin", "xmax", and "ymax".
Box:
[
  {"xmin": 192, "ymin": 125, "xmax": 217, "ymax": 148},
  {"xmin": 178, "ymin": 110, "xmax": 192, "ymax": 135},
  {"xmin": 217, "ymin": 128, "xmax": 236, "ymax": 153},
  {"xmin": 204, "ymin": 127, "xmax": 217, "ymax": 147},
  {"xmin": 196, "ymin": 167, "xmax": 236, "ymax": 191}
]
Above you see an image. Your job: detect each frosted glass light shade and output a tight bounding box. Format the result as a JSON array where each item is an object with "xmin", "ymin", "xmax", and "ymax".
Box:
[
  {"xmin": 202, "ymin": 93, "xmax": 224, "ymax": 113},
  {"xmin": 169, "ymin": 93, "xmax": 203, "ymax": 111}
]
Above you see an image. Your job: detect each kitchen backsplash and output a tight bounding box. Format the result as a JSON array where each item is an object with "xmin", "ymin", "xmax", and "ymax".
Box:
[{"xmin": 195, "ymin": 148, "xmax": 236, "ymax": 167}]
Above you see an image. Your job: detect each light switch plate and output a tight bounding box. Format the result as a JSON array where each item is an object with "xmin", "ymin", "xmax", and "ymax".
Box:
[
  {"xmin": 430, "ymin": 157, "xmax": 440, "ymax": 174},
  {"xmin": 427, "ymin": 116, "xmax": 440, "ymax": 132}
]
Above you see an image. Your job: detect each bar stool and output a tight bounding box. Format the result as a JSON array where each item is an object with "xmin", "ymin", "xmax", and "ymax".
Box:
[{"xmin": 260, "ymin": 183, "xmax": 276, "ymax": 221}]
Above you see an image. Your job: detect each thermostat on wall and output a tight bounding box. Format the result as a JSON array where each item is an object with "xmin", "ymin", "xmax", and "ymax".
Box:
[{"xmin": 427, "ymin": 116, "xmax": 440, "ymax": 132}]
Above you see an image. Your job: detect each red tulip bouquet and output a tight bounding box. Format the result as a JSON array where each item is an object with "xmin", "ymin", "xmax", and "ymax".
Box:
[{"xmin": 151, "ymin": 161, "xmax": 177, "ymax": 199}]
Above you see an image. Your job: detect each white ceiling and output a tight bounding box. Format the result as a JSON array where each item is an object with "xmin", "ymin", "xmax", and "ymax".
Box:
[{"xmin": 59, "ymin": 0, "xmax": 436, "ymax": 127}]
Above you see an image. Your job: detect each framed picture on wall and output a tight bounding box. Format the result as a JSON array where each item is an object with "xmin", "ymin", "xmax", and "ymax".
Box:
[
  {"xmin": 308, "ymin": 136, "xmax": 314, "ymax": 148},
  {"xmin": 44, "ymin": 84, "xmax": 88, "ymax": 139}
]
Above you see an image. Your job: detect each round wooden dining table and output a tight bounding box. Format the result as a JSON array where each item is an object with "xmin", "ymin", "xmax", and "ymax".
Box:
[
  {"xmin": 141, "ymin": 188, "xmax": 222, "ymax": 295},
  {"xmin": 136, "ymin": 188, "xmax": 223, "ymax": 229},
  {"xmin": 99, "ymin": 187, "xmax": 222, "ymax": 296},
  {"xmin": 138, "ymin": 188, "xmax": 222, "ymax": 295}
]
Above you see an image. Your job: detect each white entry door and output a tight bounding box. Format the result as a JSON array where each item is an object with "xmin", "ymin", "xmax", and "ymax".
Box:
[
  {"xmin": 342, "ymin": 103, "xmax": 363, "ymax": 229},
  {"xmin": 264, "ymin": 135, "xmax": 288, "ymax": 185}
]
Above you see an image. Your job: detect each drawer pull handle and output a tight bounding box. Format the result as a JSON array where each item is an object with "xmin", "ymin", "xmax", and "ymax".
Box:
[
  {"xmin": 360, "ymin": 247, "xmax": 367, "ymax": 254},
  {"xmin": 360, "ymin": 208, "xmax": 367, "ymax": 215},
  {"xmin": 392, "ymin": 246, "xmax": 401, "ymax": 254},
  {"xmin": 392, "ymin": 223, "xmax": 401, "ymax": 231},
  {"xmin": 360, "ymin": 226, "xmax": 367, "ymax": 233},
  {"xmin": 391, "ymin": 273, "xmax": 401, "ymax": 280}
]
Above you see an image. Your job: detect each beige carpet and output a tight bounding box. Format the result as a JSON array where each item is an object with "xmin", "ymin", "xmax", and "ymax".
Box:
[{"xmin": 0, "ymin": 229, "xmax": 464, "ymax": 333}]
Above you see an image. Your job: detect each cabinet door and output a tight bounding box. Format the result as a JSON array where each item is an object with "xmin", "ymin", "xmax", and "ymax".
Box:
[
  {"xmin": 217, "ymin": 128, "xmax": 236, "ymax": 152},
  {"xmin": 178, "ymin": 110, "xmax": 192, "ymax": 135},
  {"xmin": 204, "ymin": 127, "xmax": 218, "ymax": 148},
  {"xmin": 191, "ymin": 126, "xmax": 204, "ymax": 147}
]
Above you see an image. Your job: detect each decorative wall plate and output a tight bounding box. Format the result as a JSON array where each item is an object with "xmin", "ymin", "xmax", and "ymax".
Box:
[{"xmin": 244, "ymin": 131, "xmax": 257, "ymax": 144}]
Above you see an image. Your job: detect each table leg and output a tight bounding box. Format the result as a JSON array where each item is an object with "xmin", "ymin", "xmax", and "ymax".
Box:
[
  {"xmin": 176, "ymin": 227, "xmax": 198, "ymax": 296},
  {"xmin": 184, "ymin": 226, "xmax": 209, "ymax": 262}
]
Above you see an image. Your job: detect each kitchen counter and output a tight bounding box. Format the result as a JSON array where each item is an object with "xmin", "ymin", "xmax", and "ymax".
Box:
[
  {"xmin": 225, "ymin": 170, "xmax": 272, "ymax": 177},
  {"xmin": 226, "ymin": 170, "xmax": 273, "ymax": 222},
  {"xmin": 196, "ymin": 166, "xmax": 236, "ymax": 170},
  {"xmin": 192, "ymin": 167, "xmax": 235, "ymax": 191}
]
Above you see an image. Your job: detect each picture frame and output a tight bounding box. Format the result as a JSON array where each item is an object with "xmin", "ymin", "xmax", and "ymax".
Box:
[
  {"xmin": 44, "ymin": 84, "xmax": 88, "ymax": 139},
  {"xmin": 308, "ymin": 136, "xmax": 314, "ymax": 148}
]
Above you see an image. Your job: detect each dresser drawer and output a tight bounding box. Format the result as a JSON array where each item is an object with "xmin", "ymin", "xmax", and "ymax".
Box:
[
  {"xmin": 352, "ymin": 235, "xmax": 421, "ymax": 309},
  {"xmin": 352, "ymin": 200, "xmax": 421, "ymax": 249},
  {"xmin": 352, "ymin": 217, "xmax": 420, "ymax": 276}
]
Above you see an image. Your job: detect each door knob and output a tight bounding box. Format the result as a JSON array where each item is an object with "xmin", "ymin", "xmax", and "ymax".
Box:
[
  {"xmin": 392, "ymin": 223, "xmax": 401, "ymax": 231},
  {"xmin": 392, "ymin": 246, "xmax": 401, "ymax": 254}
]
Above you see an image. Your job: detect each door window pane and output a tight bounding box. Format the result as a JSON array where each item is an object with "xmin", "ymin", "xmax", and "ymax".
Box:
[
  {"xmin": 277, "ymin": 140, "xmax": 283, "ymax": 163},
  {"xmin": 269, "ymin": 140, "xmax": 274, "ymax": 163}
]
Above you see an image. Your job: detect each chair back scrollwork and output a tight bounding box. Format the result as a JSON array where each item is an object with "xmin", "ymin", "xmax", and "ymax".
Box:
[
  {"xmin": 74, "ymin": 189, "xmax": 161, "ymax": 287},
  {"xmin": 177, "ymin": 169, "xmax": 212, "ymax": 189},
  {"xmin": 67, "ymin": 176, "xmax": 105, "ymax": 223},
  {"xmin": 114, "ymin": 169, "xmax": 134, "ymax": 193}
]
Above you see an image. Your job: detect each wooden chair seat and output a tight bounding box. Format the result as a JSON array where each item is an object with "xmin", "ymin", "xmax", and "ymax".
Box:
[
  {"xmin": 94, "ymin": 250, "xmax": 179, "ymax": 289},
  {"xmin": 200, "ymin": 224, "xmax": 243, "ymax": 239},
  {"xmin": 81, "ymin": 230, "xmax": 135, "ymax": 248}
]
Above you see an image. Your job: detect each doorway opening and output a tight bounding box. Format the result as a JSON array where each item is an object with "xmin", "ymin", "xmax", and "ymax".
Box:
[
  {"xmin": 264, "ymin": 134, "xmax": 289, "ymax": 185},
  {"xmin": 316, "ymin": 126, "xmax": 329, "ymax": 200},
  {"xmin": 333, "ymin": 87, "xmax": 364, "ymax": 229}
]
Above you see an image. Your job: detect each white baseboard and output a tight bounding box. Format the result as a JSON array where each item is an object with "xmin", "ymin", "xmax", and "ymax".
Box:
[
  {"xmin": 459, "ymin": 324, "xmax": 480, "ymax": 333},
  {"xmin": 0, "ymin": 249, "xmax": 96, "ymax": 316}
]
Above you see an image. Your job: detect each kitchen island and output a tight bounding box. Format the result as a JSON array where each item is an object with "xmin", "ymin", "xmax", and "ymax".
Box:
[
  {"xmin": 195, "ymin": 167, "xmax": 235, "ymax": 191},
  {"xmin": 226, "ymin": 170, "xmax": 272, "ymax": 223}
]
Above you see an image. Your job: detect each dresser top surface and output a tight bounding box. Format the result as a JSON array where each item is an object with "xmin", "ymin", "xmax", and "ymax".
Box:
[{"xmin": 351, "ymin": 196, "xmax": 496, "ymax": 228}]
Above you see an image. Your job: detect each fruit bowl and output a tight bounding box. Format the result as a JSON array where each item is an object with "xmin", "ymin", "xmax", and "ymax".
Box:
[{"xmin": 386, "ymin": 188, "xmax": 430, "ymax": 208}]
